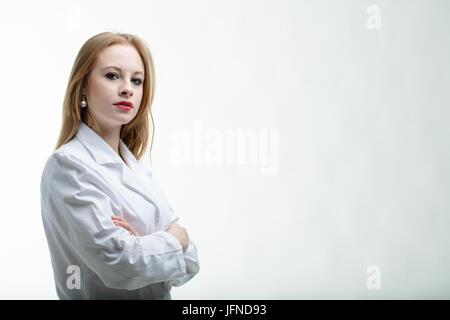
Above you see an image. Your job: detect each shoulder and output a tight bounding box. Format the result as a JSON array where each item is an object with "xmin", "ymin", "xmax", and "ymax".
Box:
[
  {"xmin": 40, "ymin": 137, "xmax": 98, "ymax": 187},
  {"xmin": 40, "ymin": 139, "xmax": 119, "ymax": 203},
  {"xmin": 55, "ymin": 136, "xmax": 96, "ymax": 165}
]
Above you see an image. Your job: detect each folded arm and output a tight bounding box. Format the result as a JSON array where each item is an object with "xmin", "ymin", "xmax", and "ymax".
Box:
[{"xmin": 41, "ymin": 152, "xmax": 191, "ymax": 291}]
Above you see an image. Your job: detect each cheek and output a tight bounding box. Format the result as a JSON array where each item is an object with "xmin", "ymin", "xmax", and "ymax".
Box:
[
  {"xmin": 96, "ymin": 79, "xmax": 114, "ymax": 94},
  {"xmin": 90, "ymin": 80, "xmax": 115, "ymax": 104},
  {"xmin": 136, "ymin": 90, "xmax": 144, "ymax": 104}
]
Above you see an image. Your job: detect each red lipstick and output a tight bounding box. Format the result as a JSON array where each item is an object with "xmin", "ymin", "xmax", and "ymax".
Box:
[{"xmin": 114, "ymin": 101, "xmax": 133, "ymax": 111}]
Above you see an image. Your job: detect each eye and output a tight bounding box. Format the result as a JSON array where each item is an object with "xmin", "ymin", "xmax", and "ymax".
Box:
[
  {"xmin": 105, "ymin": 72, "xmax": 119, "ymax": 80},
  {"xmin": 132, "ymin": 78, "xmax": 143, "ymax": 85},
  {"xmin": 106, "ymin": 73, "xmax": 142, "ymax": 86}
]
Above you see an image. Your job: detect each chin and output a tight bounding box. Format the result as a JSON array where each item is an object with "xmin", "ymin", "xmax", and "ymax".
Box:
[{"xmin": 118, "ymin": 116, "xmax": 135, "ymax": 125}]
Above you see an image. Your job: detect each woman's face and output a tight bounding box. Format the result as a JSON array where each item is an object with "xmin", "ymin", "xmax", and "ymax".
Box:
[{"xmin": 83, "ymin": 44, "xmax": 145, "ymax": 132}]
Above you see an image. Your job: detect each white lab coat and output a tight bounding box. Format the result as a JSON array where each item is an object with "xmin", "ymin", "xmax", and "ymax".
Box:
[{"xmin": 40, "ymin": 121, "xmax": 200, "ymax": 299}]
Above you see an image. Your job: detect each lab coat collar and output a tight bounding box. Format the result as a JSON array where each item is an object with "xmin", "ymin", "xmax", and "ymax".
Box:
[
  {"xmin": 75, "ymin": 121, "xmax": 160, "ymax": 209},
  {"xmin": 75, "ymin": 121, "xmax": 137, "ymax": 166}
]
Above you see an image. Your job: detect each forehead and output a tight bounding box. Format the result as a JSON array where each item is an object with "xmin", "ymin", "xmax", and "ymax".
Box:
[{"xmin": 96, "ymin": 44, "xmax": 144, "ymax": 72}]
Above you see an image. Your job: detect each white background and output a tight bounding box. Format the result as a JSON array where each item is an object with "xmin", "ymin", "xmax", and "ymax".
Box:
[{"xmin": 0, "ymin": 0, "xmax": 449, "ymax": 299}]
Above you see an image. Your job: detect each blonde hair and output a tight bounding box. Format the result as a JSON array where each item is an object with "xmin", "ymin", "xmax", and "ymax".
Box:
[{"xmin": 55, "ymin": 31, "xmax": 156, "ymax": 165}]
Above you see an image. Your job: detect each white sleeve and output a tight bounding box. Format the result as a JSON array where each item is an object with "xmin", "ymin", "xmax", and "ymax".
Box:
[
  {"xmin": 163, "ymin": 204, "xmax": 200, "ymax": 288},
  {"xmin": 146, "ymin": 171, "xmax": 200, "ymax": 288},
  {"xmin": 41, "ymin": 152, "xmax": 189, "ymax": 291}
]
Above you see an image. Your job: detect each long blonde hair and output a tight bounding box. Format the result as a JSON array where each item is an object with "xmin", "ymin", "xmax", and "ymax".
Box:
[{"xmin": 55, "ymin": 31, "xmax": 156, "ymax": 165}]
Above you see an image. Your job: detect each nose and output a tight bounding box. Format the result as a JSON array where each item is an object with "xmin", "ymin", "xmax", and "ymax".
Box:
[{"xmin": 119, "ymin": 82, "xmax": 134, "ymax": 98}]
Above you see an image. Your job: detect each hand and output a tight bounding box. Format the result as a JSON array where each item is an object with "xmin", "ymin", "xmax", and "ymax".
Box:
[
  {"xmin": 111, "ymin": 216, "xmax": 141, "ymax": 237},
  {"xmin": 166, "ymin": 223, "xmax": 189, "ymax": 252}
]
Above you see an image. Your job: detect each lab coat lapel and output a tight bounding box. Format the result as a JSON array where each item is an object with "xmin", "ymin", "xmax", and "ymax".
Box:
[
  {"xmin": 119, "ymin": 163, "xmax": 163, "ymax": 210},
  {"xmin": 75, "ymin": 121, "xmax": 163, "ymax": 210}
]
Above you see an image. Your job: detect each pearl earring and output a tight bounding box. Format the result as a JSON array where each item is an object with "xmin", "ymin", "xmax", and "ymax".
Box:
[{"xmin": 81, "ymin": 95, "xmax": 87, "ymax": 108}]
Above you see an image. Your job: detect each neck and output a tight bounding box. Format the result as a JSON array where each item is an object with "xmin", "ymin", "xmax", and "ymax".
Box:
[{"xmin": 97, "ymin": 126, "xmax": 122, "ymax": 156}]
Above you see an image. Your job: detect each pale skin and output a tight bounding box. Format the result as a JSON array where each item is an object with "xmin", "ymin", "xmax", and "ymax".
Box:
[{"xmin": 83, "ymin": 43, "xmax": 189, "ymax": 251}]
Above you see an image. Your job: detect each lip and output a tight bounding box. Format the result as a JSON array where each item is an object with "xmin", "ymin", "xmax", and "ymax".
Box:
[
  {"xmin": 114, "ymin": 101, "xmax": 133, "ymax": 107},
  {"xmin": 115, "ymin": 104, "xmax": 132, "ymax": 111}
]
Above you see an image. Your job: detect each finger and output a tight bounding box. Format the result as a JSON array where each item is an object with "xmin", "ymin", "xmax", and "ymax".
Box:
[
  {"xmin": 113, "ymin": 220, "xmax": 129, "ymax": 227},
  {"xmin": 112, "ymin": 216, "xmax": 128, "ymax": 223},
  {"xmin": 112, "ymin": 219, "xmax": 140, "ymax": 236},
  {"xmin": 113, "ymin": 220, "xmax": 131, "ymax": 231}
]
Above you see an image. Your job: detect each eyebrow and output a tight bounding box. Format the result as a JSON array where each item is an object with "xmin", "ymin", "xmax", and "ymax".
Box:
[{"xmin": 101, "ymin": 66, "xmax": 145, "ymax": 76}]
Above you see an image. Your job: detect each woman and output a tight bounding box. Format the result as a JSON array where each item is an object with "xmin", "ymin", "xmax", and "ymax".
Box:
[{"xmin": 40, "ymin": 32, "xmax": 200, "ymax": 299}]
